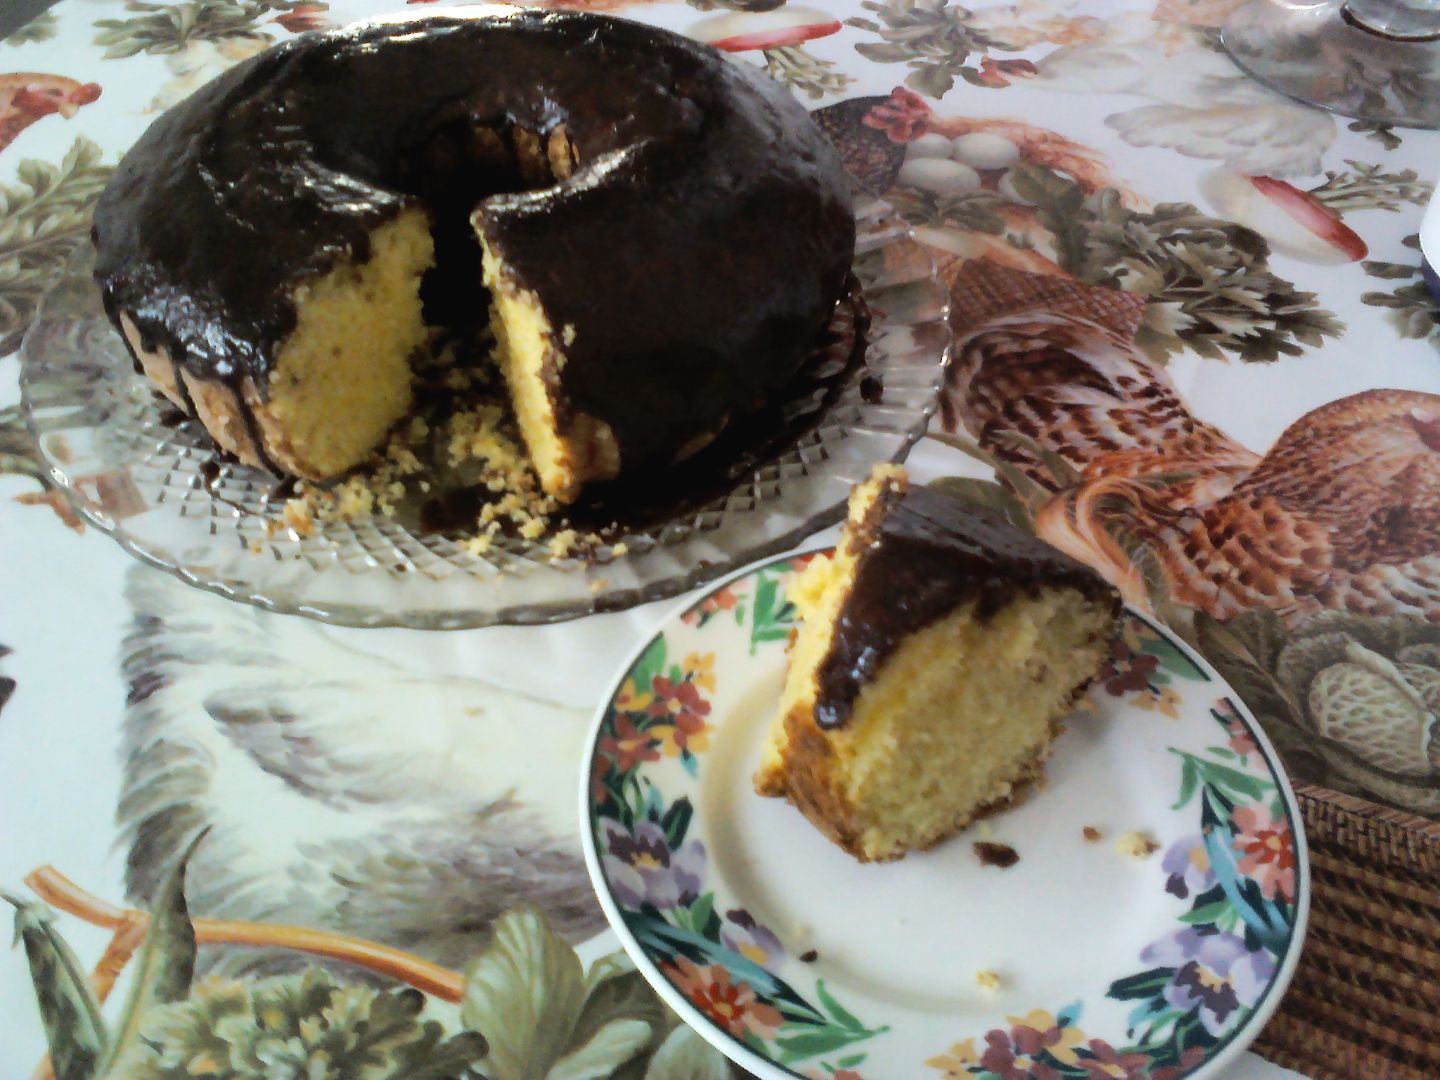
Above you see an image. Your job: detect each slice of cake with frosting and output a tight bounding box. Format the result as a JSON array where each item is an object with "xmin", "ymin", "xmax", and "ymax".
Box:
[{"xmin": 755, "ymin": 465, "xmax": 1121, "ymax": 862}]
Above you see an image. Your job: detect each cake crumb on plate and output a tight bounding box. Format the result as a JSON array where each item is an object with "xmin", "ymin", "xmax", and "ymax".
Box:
[
  {"xmin": 976, "ymin": 969, "xmax": 1002, "ymax": 991},
  {"xmin": 1115, "ymin": 830, "xmax": 1160, "ymax": 858},
  {"xmin": 1083, "ymin": 826, "xmax": 1102, "ymax": 842},
  {"xmin": 973, "ymin": 841, "xmax": 1020, "ymax": 868}
]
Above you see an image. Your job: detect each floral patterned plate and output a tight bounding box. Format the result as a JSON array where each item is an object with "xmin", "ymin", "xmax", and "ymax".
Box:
[{"xmin": 581, "ymin": 550, "xmax": 1310, "ymax": 1080}]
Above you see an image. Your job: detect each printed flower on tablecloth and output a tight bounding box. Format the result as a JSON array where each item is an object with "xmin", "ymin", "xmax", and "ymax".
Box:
[
  {"xmin": 976, "ymin": 56, "xmax": 1037, "ymax": 87},
  {"xmin": 1161, "ymin": 834, "xmax": 1215, "ymax": 901},
  {"xmin": 1139, "ymin": 928, "xmax": 1275, "ymax": 1037},
  {"xmin": 860, "ymin": 85, "xmax": 931, "ymax": 142},
  {"xmin": 273, "ymin": 3, "xmax": 331, "ymax": 33},
  {"xmin": 0, "ymin": 74, "xmax": 101, "ymax": 155},
  {"xmin": 720, "ymin": 908, "xmax": 785, "ymax": 968},
  {"xmin": 599, "ymin": 817, "xmax": 704, "ymax": 911},
  {"xmin": 663, "ymin": 956, "xmax": 783, "ymax": 1041},
  {"xmin": 1231, "ymin": 803, "xmax": 1297, "ymax": 904}
]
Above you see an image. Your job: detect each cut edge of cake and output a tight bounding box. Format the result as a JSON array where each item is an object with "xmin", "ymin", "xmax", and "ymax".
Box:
[
  {"xmin": 110, "ymin": 117, "xmax": 605, "ymax": 498},
  {"xmin": 117, "ymin": 208, "xmax": 435, "ymax": 482},
  {"xmin": 755, "ymin": 465, "xmax": 1121, "ymax": 863},
  {"xmin": 477, "ymin": 234, "xmax": 622, "ymax": 505},
  {"xmin": 259, "ymin": 208, "xmax": 434, "ymax": 479},
  {"xmin": 756, "ymin": 464, "xmax": 903, "ymax": 799}
]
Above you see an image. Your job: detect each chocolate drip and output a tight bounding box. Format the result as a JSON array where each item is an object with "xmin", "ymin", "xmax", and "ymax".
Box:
[{"xmin": 813, "ymin": 484, "xmax": 1119, "ymax": 730}]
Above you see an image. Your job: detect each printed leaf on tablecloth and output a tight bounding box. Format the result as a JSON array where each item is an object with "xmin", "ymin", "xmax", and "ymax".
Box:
[
  {"xmin": 461, "ymin": 904, "xmax": 689, "ymax": 1080},
  {"xmin": 4, "ymin": 13, "xmax": 58, "ymax": 45},
  {"xmin": 110, "ymin": 970, "xmax": 488, "ymax": 1077},
  {"xmin": 0, "ymin": 136, "xmax": 112, "ymax": 355},
  {"xmin": 463, "ymin": 904, "xmax": 590, "ymax": 1080},
  {"xmin": 95, "ymin": 832, "xmax": 202, "ymax": 1076},
  {"xmin": 1008, "ymin": 163, "xmax": 1346, "ymax": 362},
  {"xmin": 643, "ymin": 1027, "xmax": 731, "ymax": 1080},
  {"xmin": 1306, "ymin": 160, "xmax": 1431, "ymax": 214},
  {"xmin": 1201, "ymin": 609, "xmax": 1440, "ymax": 815},
  {"xmin": 847, "ymin": 0, "xmax": 1020, "ymax": 98},
  {"xmin": 1362, "ymin": 235, "xmax": 1439, "ymax": 344},
  {"xmin": 572, "ymin": 952, "xmax": 669, "ymax": 1063},
  {"xmin": 549, "ymin": 1020, "xmax": 655, "ymax": 1080},
  {"xmin": 92, "ymin": 1, "xmax": 283, "ymax": 58},
  {"xmin": 4, "ymin": 894, "xmax": 108, "ymax": 1080}
]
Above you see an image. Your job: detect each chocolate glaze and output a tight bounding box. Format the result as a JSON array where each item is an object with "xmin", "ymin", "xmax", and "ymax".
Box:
[
  {"xmin": 562, "ymin": 281, "xmax": 868, "ymax": 534},
  {"xmin": 92, "ymin": 9, "xmax": 854, "ymax": 481},
  {"xmin": 813, "ymin": 480, "xmax": 1119, "ymax": 730}
]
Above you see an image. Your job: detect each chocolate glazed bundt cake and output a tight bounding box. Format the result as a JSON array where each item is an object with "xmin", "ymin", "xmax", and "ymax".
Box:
[{"xmin": 92, "ymin": 8, "xmax": 855, "ymax": 502}]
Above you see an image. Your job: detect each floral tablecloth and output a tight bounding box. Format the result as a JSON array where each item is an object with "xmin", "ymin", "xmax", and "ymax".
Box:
[{"xmin": 1, "ymin": 0, "xmax": 1436, "ymax": 1077}]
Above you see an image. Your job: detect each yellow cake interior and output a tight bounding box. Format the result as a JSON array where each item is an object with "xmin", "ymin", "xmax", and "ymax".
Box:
[
  {"xmin": 250, "ymin": 123, "xmax": 586, "ymax": 501},
  {"xmin": 756, "ymin": 468, "xmax": 897, "ymax": 791},
  {"xmin": 480, "ymin": 237, "xmax": 577, "ymax": 502},
  {"xmin": 757, "ymin": 468, "xmax": 1117, "ymax": 862},
  {"xmin": 259, "ymin": 208, "xmax": 434, "ymax": 479}
]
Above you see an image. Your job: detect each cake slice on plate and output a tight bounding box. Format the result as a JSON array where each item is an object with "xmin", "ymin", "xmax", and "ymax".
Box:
[{"xmin": 755, "ymin": 465, "xmax": 1121, "ymax": 862}]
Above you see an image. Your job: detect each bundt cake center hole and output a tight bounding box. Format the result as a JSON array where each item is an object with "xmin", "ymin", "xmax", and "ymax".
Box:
[
  {"xmin": 400, "ymin": 116, "xmax": 573, "ymax": 332},
  {"xmin": 326, "ymin": 116, "xmax": 584, "ymax": 545},
  {"xmin": 263, "ymin": 113, "xmax": 606, "ymax": 552}
]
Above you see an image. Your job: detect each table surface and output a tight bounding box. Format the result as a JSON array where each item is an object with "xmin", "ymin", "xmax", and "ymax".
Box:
[{"xmin": 1, "ymin": 0, "xmax": 1435, "ymax": 1076}]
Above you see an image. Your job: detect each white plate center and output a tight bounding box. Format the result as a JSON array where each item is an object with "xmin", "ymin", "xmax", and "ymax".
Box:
[{"xmin": 701, "ymin": 668, "xmax": 1183, "ymax": 1013}]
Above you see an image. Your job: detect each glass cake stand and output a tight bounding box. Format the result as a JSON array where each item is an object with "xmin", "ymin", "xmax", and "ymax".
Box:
[
  {"xmin": 1222, "ymin": 0, "xmax": 1440, "ymax": 129},
  {"xmin": 13, "ymin": 201, "xmax": 949, "ymax": 628}
]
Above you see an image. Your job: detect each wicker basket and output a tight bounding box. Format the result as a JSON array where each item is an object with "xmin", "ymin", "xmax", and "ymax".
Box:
[{"xmin": 1253, "ymin": 783, "xmax": 1440, "ymax": 1080}]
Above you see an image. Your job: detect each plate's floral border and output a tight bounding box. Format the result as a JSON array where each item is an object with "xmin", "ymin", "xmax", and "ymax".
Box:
[
  {"xmin": 588, "ymin": 556, "xmax": 1303, "ymax": 1080},
  {"xmin": 589, "ymin": 554, "xmax": 889, "ymax": 1078},
  {"xmin": 926, "ymin": 686, "xmax": 1301, "ymax": 1080}
]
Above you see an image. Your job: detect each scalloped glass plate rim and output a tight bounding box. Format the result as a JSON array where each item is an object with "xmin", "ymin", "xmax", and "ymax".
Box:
[{"xmin": 17, "ymin": 210, "xmax": 947, "ymax": 629}]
